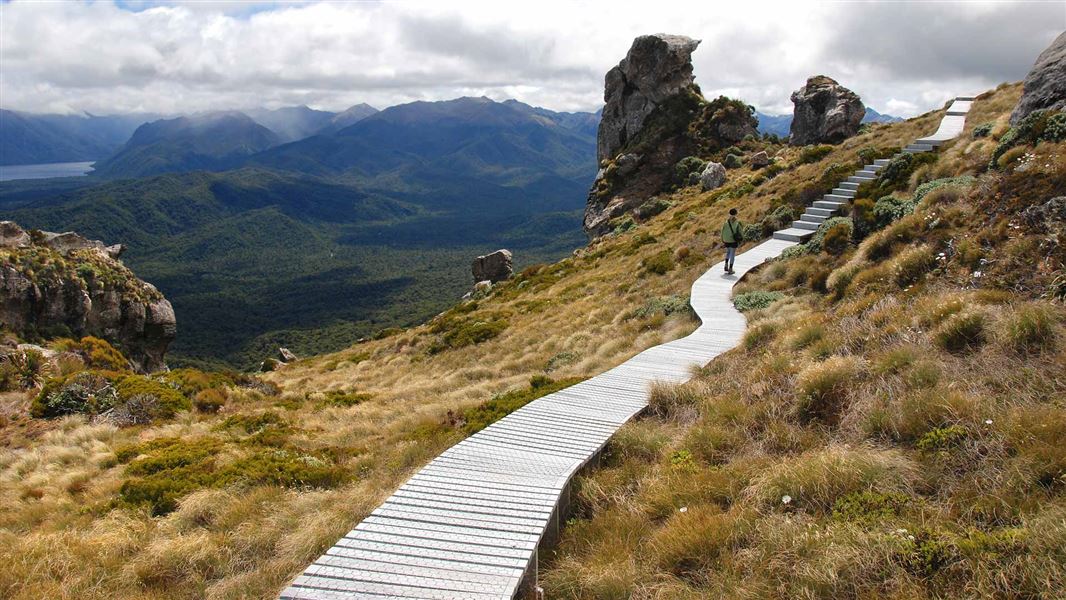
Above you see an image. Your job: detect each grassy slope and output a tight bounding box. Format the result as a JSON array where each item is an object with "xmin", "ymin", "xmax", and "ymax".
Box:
[
  {"xmin": 3, "ymin": 84, "xmax": 1060, "ymax": 599},
  {"xmin": 540, "ymin": 86, "xmax": 1066, "ymax": 598}
]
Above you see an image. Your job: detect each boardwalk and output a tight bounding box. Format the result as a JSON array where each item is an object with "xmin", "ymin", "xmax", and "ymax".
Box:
[{"xmin": 280, "ymin": 98, "xmax": 972, "ymax": 600}]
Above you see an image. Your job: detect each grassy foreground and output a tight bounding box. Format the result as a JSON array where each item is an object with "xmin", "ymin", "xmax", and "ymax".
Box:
[{"xmin": 2, "ymin": 83, "xmax": 1063, "ymax": 599}]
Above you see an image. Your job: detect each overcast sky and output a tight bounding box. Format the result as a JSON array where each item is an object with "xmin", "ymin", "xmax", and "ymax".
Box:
[{"xmin": 1, "ymin": 1, "xmax": 1062, "ymax": 118}]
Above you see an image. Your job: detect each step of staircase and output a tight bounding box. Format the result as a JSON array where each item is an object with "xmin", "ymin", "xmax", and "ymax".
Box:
[
  {"xmin": 814, "ymin": 200, "xmax": 845, "ymax": 210},
  {"xmin": 903, "ymin": 144, "xmax": 934, "ymax": 154},
  {"xmin": 773, "ymin": 227, "xmax": 816, "ymax": 242},
  {"xmin": 848, "ymin": 175, "xmax": 876, "ymax": 184},
  {"xmin": 839, "ymin": 181, "xmax": 860, "ymax": 190},
  {"xmin": 855, "ymin": 169, "xmax": 878, "ymax": 177},
  {"xmin": 823, "ymin": 194, "xmax": 851, "ymax": 203},
  {"xmin": 806, "ymin": 206, "xmax": 835, "ymax": 217},
  {"xmin": 793, "ymin": 220, "xmax": 820, "ymax": 231},
  {"xmin": 863, "ymin": 164, "xmax": 884, "ymax": 171},
  {"xmin": 873, "ymin": 158, "xmax": 891, "ymax": 166},
  {"xmin": 800, "ymin": 213, "xmax": 827, "ymax": 224},
  {"xmin": 832, "ymin": 188, "xmax": 857, "ymax": 197}
]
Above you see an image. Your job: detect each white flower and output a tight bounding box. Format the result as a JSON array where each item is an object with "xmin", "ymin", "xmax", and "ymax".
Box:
[
  {"xmin": 782, "ymin": 495, "xmax": 792, "ymax": 505},
  {"xmin": 973, "ymin": 271, "xmax": 983, "ymax": 278},
  {"xmin": 985, "ymin": 419, "xmax": 993, "ymax": 425},
  {"xmin": 679, "ymin": 506, "xmax": 688, "ymax": 513}
]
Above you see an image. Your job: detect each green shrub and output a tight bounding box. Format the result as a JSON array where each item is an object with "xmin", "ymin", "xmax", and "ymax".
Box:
[
  {"xmin": 642, "ymin": 250, "xmax": 675, "ymax": 275},
  {"xmin": 115, "ymin": 374, "xmax": 190, "ymax": 418},
  {"xmin": 875, "ymin": 152, "xmax": 937, "ymax": 194},
  {"xmin": 733, "ymin": 290, "xmax": 784, "ymax": 312},
  {"xmin": 972, "ymin": 122, "xmax": 993, "ymax": 138},
  {"xmin": 217, "ymin": 411, "xmax": 289, "ymax": 435},
  {"xmin": 858, "ymin": 146, "xmax": 899, "ymax": 165},
  {"xmin": 635, "ymin": 197, "xmax": 672, "ymax": 219},
  {"xmin": 460, "ymin": 377, "xmax": 583, "ymax": 435},
  {"xmin": 872, "ymin": 195, "xmax": 913, "ymax": 228},
  {"xmin": 806, "ymin": 217, "xmax": 853, "ymax": 253},
  {"xmin": 0, "ymin": 348, "xmax": 48, "ymax": 390},
  {"xmin": 723, "ymin": 154, "xmax": 743, "ymax": 169},
  {"xmin": 545, "ymin": 351, "xmax": 578, "ymax": 372},
  {"xmin": 822, "ymin": 222, "xmax": 852, "ymax": 255},
  {"xmin": 934, "ymin": 312, "xmax": 988, "ymax": 353},
  {"xmin": 1043, "ymin": 112, "xmax": 1066, "ymax": 142},
  {"xmin": 1001, "ymin": 304, "xmax": 1058, "ymax": 354},
  {"xmin": 31, "ymin": 370, "xmax": 119, "ymax": 418},
  {"xmin": 193, "ymin": 388, "xmax": 226, "ymax": 413},
  {"xmin": 850, "ymin": 197, "xmax": 876, "ymax": 238},
  {"xmin": 629, "ymin": 295, "xmax": 693, "ymax": 320},
  {"xmin": 832, "ymin": 490, "xmax": 910, "ymax": 523},
  {"xmin": 428, "ymin": 317, "xmax": 509, "ymax": 354},
  {"xmin": 798, "ymin": 145, "xmax": 833, "ymax": 164},
  {"xmin": 321, "ymin": 389, "xmax": 372, "ymax": 407},
  {"xmin": 990, "ymin": 110, "xmax": 1062, "ymax": 167},
  {"xmin": 916, "ymin": 425, "xmax": 968, "ymax": 452},
  {"xmin": 674, "ymin": 156, "xmax": 706, "ymax": 186},
  {"xmin": 161, "ymin": 368, "xmax": 232, "ymax": 397}
]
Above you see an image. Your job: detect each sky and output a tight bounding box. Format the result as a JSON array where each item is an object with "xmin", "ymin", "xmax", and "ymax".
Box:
[{"xmin": 1, "ymin": 1, "xmax": 1063, "ymax": 118}]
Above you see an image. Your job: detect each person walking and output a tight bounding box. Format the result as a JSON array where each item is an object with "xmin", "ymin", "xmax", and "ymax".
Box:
[{"xmin": 721, "ymin": 208, "xmax": 742, "ymax": 274}]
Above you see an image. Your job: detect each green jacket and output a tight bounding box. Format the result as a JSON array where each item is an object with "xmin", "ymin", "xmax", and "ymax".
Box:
[{"xmin": 721, "ymin": 218, "xmax": 742, "ymax": 244}]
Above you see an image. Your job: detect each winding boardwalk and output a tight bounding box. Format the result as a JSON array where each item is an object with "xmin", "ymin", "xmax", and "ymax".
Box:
[{"xmin": 280, "ymin": 97, "xmax": 972, "ymax": 600}]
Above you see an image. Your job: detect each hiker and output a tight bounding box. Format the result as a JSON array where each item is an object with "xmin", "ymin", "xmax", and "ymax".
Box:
[{"xmin": 721, "ymin": 208, "xmax": 742, "ymax": 274}]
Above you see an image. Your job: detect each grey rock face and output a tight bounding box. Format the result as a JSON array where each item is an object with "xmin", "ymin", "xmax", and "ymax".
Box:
[
  {"xmin": 1011, "ymin": 31, "xmax": 1066, "ymax": 125},
  {"xmin": 750, "ymin": 151, "xmax": 770, "ymax": 168},
  {"xmin": 0, "ymin": 222, "xmax": 31, "ymax": 248},
  {"xmin": 597, "ymin": 34, "xmax": 701, "ymax": 161},
  {"xmin": 471, "ymin": 249, "xmax": 513, "ymax": 283},
  {"xmin": 0, "ymin": 221, "xmax": 175, "ymax": 372},
  {"xmin": 789, "ymin": 76, "xmax": 865, "ymax": 145},
  {"xmin": 700, "ymin": 161, "xmax": 727, "ymax": 191}
]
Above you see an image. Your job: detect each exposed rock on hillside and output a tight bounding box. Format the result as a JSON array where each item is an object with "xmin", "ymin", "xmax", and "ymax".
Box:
[
  {"xmin": 597, "ymin": 34, "xmax": 701, "ymax": 162},
  {"xmin": 0, "ymin": 221, "xmax": 175, "ymax": 372},
  {"xmin": 789, "ymin": 76, "xmax": 865, "ymax": 145},
  {"xmin": 700, "ymin": 161, "xmax": 727, "ymax": 191},
  {"xmin": 584, "ymin": 34, "xmax": 759, "ymax": 238},
  {"xmin": 472, "ymin": 249, "xmax": 513, "ymax": 283},
  {"xmin": 1011, "ymin": 31, "xmax": 1066, "ymax": 125}
]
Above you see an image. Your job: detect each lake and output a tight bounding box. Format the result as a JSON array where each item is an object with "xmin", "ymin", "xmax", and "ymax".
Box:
[{"xmin": 0, "ymin": 161, "xmax": 95, "ymax": 181}]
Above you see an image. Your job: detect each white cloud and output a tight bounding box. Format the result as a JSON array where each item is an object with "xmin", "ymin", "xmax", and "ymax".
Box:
[{"xmin": 0, "ymin": 0, "xmax": 1061, "ymax": 118}]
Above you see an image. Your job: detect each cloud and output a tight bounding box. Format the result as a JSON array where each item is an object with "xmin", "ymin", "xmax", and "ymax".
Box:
[{"xmin": 0, "ymin": 0, "xmax": 1061, "ymax": 118}]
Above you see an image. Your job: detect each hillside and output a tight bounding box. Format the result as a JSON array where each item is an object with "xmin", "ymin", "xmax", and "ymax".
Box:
[
  {"xmin": 3, "ymin": 166, "xmax": 587, "ymax": 368},
  {"xmin": 91, "ymin": 112, "xmax": 282, "ymax": 179},
  {"xmin": 0, "ymin": 110, "xmax": 150, "ymax": 165},
  {"xmin": 3, "ymin": 81, "xmax": 1061, "ymax": 599},
  {"xmin": 245, "ymin": 106, "xmax": 337, "ymax": 143}
]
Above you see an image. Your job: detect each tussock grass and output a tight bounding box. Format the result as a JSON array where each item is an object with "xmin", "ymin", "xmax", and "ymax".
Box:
[{"xmin": 542, "ymin": 84, "xmax": 1066, "ymax": 599}]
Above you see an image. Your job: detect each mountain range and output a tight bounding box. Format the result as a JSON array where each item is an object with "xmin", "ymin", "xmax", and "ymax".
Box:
[{"xmin": 0, "ymin": 110, "xmax": 155, "ymax": 165}]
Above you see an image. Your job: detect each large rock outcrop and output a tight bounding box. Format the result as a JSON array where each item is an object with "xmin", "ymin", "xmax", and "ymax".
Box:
[
  {"xmin": 472, "ymin": 249, "xmax": 513, "ymax": 283},
  {"xmin": 0, "ymin": 221, "xmax": 175, "ymax": 372},
  {"xmin": 597, "ymin": 34, "xmax": 701, "ymax": 162},
  {"xmin": 789, "ymin": 76, "xmax": 865, "ymax": 145},
  {"xmin": 1011, "ymin": 31, "xmax": 1066, "ymax": 125}
]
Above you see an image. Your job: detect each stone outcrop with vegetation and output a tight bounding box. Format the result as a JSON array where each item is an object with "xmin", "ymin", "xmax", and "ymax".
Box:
[
  {"xmin": 789, "ymin": 75, "xmax": 866, "ymax": 145},
  {"xmin": 585, "ymin": 34, "xmax": 759, "ymax": 237},
  {"xmin": 1011, "ymin": 31, "xmax": 1066, "ymax": 125},
  {"xmin": 0, "ymin": 221, "xmax": 175, "ymax": 372}
]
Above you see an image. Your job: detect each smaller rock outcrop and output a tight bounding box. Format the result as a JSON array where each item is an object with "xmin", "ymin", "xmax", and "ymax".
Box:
[
  {"xmin": 278, "ymin": 347, "xmax": 298, "ymax": 363},
  {"xmin": 750, "ymin": 151, "xmax": 770, "ymax": 168},
  {"xmin": 472, "ymin": 249, "xmax": 513, "ymax": 283},
  {"xmin": 789, "ymin": 76, "xmax": 865, "ymax": 145},
  {"xmin": 0, "ymin": 221, "xmax": 175, "ymax": 372},
  {"xmin": 700, "ymin": 162, "xmax": 727, "ymax": 191},
  {"xmin": 1011, "ymin": 31, "xmax": 1066, "ymax": 125}
]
